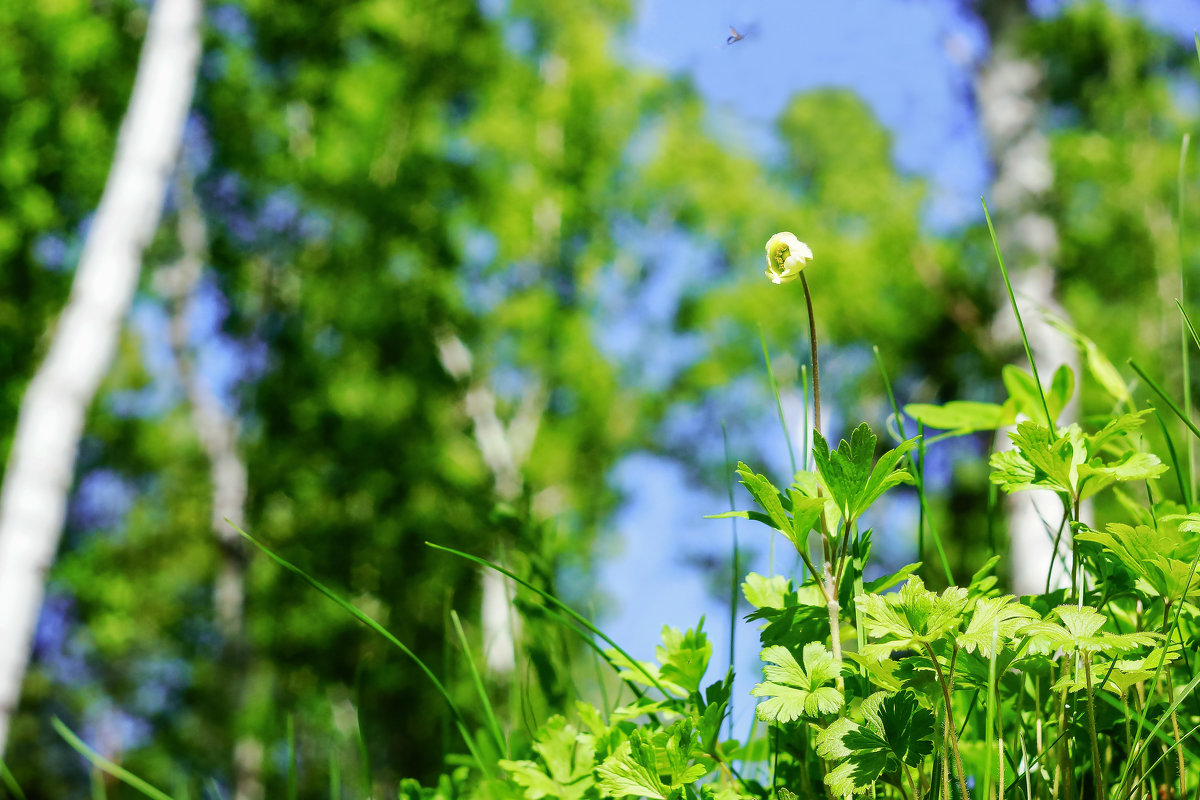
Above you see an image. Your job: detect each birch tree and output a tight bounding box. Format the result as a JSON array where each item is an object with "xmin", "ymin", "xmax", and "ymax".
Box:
[
  {"xmin": 0, "ymin": 0, "xmax": 203, "ymax": 754},
  {"xmin": 969, "ymin": 0, "xmax": 1082, "ymax": 593}
]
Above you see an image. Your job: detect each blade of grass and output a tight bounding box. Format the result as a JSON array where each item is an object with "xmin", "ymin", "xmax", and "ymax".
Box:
[
  {"xmin": 1130, "ymin": 360, "xmax": 1200, "ymax": 442},
  {"xmin": 1119, "ymin": 543, "xmax": 1200, "ymax": 797},
  {"xmin": 873, "ymin": 346, "xmax": 953, "ymax": 584},
  {"xmin": 0, "ymin": 758, "xmax": 25, "ymax": 800},
  {"xmin": 1152, "ymin": 405, "xmax": 1191, "ymax": 505},
  {"xmin": 450, "ymin": 609, "xmax": 507, "ymax": 757},
  {"xmin": 758, "ymin": 325, "xmax": 797, "ymax": 476},
  {"xmin": 1180, "ymin": 135, "xmax": 1194, "ymax": 505},
  {"xmin": 51, "ymin": 717, "xmax": 177, "ymax": 800},
  {"xmin": 426, "ymin": 541, "xmax": 675, "ymax": 698},
  {"xmin": 329, "ymin": 752, "xmax": 341, "ymax": 800},
  {"xmin": 1004, "ymin": 728, "xmax": 1068, "ymax": 798},
  {"xmin": 982, "ymin": 199, "xmax": 1056, "ymax": 429},
  {"xmin": 1120, "ymin": 671, "xmax": 1200, "ymax": 799},
  {"xmin": 721, "ymin": 421, "xmax": 738, "ymax": 736},
  {"xmin": 90, "ymin": 767, "xmax": 105, "ymax": 800},
  {"xmin": 232, "ymin": 524, "xmax": 487, "ymax": 774},
  {"xmin": 1131, "ymin": 721, "xmax": 1200, "ymax": 794}
]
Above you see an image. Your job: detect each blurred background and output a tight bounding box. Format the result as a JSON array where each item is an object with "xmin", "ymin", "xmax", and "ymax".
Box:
[{"xmin": 2, "ymin": 0, "xmax": 1200, "ymax": 795}]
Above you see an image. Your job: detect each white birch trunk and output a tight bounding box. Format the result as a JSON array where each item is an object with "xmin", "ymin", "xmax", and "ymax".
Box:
[
  {"xmin": 0, "ymin": 0, "xmax": 203, "ymax": 754},
  {"xmin": 977, "ymin": 43, "xmax": 1086, "ymax": 594}
]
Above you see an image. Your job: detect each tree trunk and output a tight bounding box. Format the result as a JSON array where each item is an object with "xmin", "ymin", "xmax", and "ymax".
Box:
[
  {"xmin": 155, "ymin": 171, "xmax": 259, "ymax": 799},
  {"xmin": 973, "ymin": 1, "xmax": 1084, "ymax": 594},
  {"xmin": 0, "ymin": 0, "xmax": 203, "ymax": 754}
]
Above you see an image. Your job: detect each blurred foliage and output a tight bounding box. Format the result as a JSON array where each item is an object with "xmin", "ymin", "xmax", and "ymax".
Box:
[{"xmin": 1, "ymin": 0, "xmax": 1199, "ymax": 796}]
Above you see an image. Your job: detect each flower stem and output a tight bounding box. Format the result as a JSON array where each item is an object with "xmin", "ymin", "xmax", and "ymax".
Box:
[
  {"xmin": 1083, "ymin": 654, "xmax": 1105, "ymax": 800},
  {"xmin": 800, "ymin": 273, "xmax": 821, "ymax": 437},
  {"xmin": 800, "ymin": 272, "xmax": 842, "ymax": 689},
  {"xmin": 925, "ymin": 642, "xmax": 970, "ymax": 800}
]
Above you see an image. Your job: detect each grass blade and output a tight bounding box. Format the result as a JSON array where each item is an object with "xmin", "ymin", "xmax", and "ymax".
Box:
[
  {"xmin": 1130, "ymin": 360, "xmax": 1200, "ymax": 442},
  {"xmin": 51, "ymin": 717, "xmax": 177, "ymax": 800},
  {"xmin": 873, "ymin": 345, "xmax": 953, "ymax": 584},
  {"xmin": 426, "ymin": 541, "xmax": 675, "ymax": 698},
  {"xmin": 1152, "ymin": 405, "xmax": 1191, "ymax": 505},
  {"xmin": 721, "ymin": 421, "xmax": 738, "ymax": 736},
  {"xmin": 758, "ymin": 325, "xmax": 797, "ymax": 475},
  {"xmin": 231, "ymin": 523, "xmax": 487, "ymax": 774},
  {"xmin": 1180, "ymin": 134, "xmax": 1194, "ymax": 504},
  {"xmin": 450, "ymin": 609, "xmax": 507, "ymax": 758},
  {"xmin": 982, "ymin": 199, "xmax": 1055, "ymax": 429},
  {"xmin": 0, "ymin": 757, "xmax": 25, "ymax": 800},
  {"xmin": 1119, "ymin": 541, "xmax": 1200, "ymax": 797}
]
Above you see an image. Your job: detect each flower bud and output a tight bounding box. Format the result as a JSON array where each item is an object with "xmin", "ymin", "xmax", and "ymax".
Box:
[{"xmin": 764, "ymin": 232, "xmax": 813, "ymax": 284}]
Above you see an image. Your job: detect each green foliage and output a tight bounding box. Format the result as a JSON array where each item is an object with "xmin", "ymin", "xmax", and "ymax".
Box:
[
  {"xmin": 750, "ymin": 643, "xmax": 843, "ymax": 723},
  {"xmin": 810, "ymin": 423, "xmax": 917, "ymax": 523},
  {"xmin": 499, "ymin": 718, "xmax": 596, "ymax": 800},
  {"xmin": 815, "ymin": 691, "xmax": 934, "ymax": 795}
]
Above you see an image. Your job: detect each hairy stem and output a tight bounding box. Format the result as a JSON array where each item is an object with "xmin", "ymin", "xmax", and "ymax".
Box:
[
  {"xmin": 1083, "ymin": 654, "xmax": 1105, "ymax": 800},
  {"xmin": 926, "ymin": 642, "xmax": 969, "ymax": 800}
]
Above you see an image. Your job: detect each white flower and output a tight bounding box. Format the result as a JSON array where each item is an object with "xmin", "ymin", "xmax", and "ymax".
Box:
[{"xmin": 764, "ymin": 232, "xmax": 813, "ymax": 284}]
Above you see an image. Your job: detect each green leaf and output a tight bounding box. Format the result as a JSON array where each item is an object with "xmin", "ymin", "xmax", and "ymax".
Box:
[
  {"xmin": 1077, "ymin": 452, "xmax": 1167, "ymax": 499},
  {"xmin": 865, "ymin": 691, "xmax": 936, "ymax": 767},
  {"xmin": 812, "ymin": 423, "xmax": 916, "ymax": 520},
  {"xmin": 741, "ymin": 572, "xmax": 789, "ymax": 610},
  {"xmin": 1033, "ymin": 606, "xmax": 1160, "ymax": 655},
  {"xmin": 966, "ymin": 555, "xmax": 1003, "ymax": 599},
  {"xmin": 596, "ymin": 735, "xmax": 667, "ymax": 800},
  {"xmin": 750, "ymin": 643, "xmax": 844, "ymax": 722},
  {"xmin": 957, "ymin": 596, "xmax": 1039, "ymax": 657},
  {"xmin": 1076, "ymin": 523, "xmax": 1199, "ymax": 600},
  {"xmin": 596, "ymin": 722, "xmax": 712, "ymax": 798},
  {"xmin": 857, "ymin": 577, "xmax": 968, "ymax": 659},
  {"xmin": 1087, "ymin": 410, "xmax": 1153, "ymax": 453},
  {"xmin": 1044, "ymin": 313, "xmax": 1133, "ymax": 408},
  {"xmin": 863, "ymin": 562, "xmax": 921, "ymax": 595},
  {"xmin": 811, "ymin": 424, "xmax": 876, "ymax": 520},
  {"xmin": 1003, "ymin": 364, "xmax": 1074, "ymax": 426},
  {"xmin": 721, "ymin": 464, "xmax": 821, "ymax": 551},
  {"xmin": 903, "ymin": 401, "xmax": 1015, "ymax": 434},
  {"xmin": 815, "ymin": 691, "xmax": 934, "ymax": 794},
  {"xmin": 656, "ymin": 622, "xmax": 712, "ymax": 695},
  {"xmin": 499, "ymin": 717, "xmax": 597, "ymax": 800}
]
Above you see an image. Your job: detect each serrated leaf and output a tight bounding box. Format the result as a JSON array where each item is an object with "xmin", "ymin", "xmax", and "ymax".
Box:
[
  {"xmin": 1077, "ymin": 452, "xmax": 1167, "ymax": 499},
  {"xmin": 957, "ymin": 596, "xmax": 1039, "ymax": 657},
  {"xmin": 1037, "ymin": 605, "xmax": 1160, "ymax": 654},
  {"xmin": 815, "ymin": 691, "xmax": 933, "ymax": 795},
  {"xmin": 500, "ymin": 717, "xmax": 597, "ymax": 800},
  {"xmin": 857, "ymin": 577, "xmax": 967, "ymax": 659},
  {"xmin": 656, "ymin": 623, "xmax": 712, "ymax": 695},
  {"xmin": 1087, "ymin": 410, "xmax": 1153, "ymax": 453},
  {"xmin": 812, "ymin": 423, "xmax": 916, "ymax": 520},
  {"xmin": 1002, "ymin": 364, "xmax": 1074, "ymax": 426},
  {"xmin": 1076, "ymin": 523, "xmax": 1199, "ymax": 599},
  {"xmin": 811, "ymin": 424, "xmax": 876, "ymax": 520},
  {"xmin": 751, "ymin": 643, "xmax": 843, "ymax": 722},
  {"xmin": 596, "ymin": 736, "xmax": 667, "ymax": 799}
]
